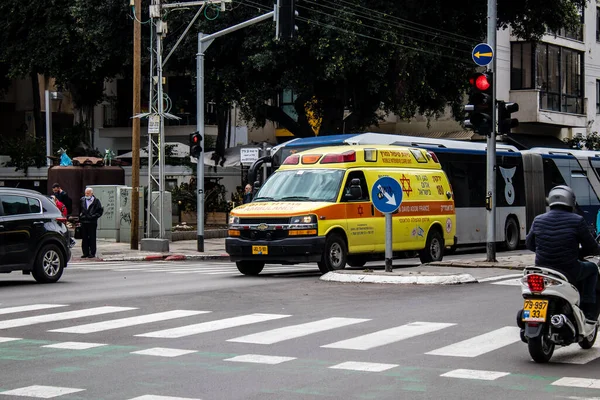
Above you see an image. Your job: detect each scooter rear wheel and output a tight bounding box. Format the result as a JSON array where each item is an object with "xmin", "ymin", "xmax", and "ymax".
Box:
[
  {"xmin": 579, "ymin": 324, "xmax": 598, "ymax": 349},
  {"xmin": 528, "ymin": 334, "xmax": 555, "ymax": 363}
]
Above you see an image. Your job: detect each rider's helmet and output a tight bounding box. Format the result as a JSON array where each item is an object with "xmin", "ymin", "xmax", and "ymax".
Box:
[{"xmin": 548, "ymin": 185, "xmax": 576, "ymax": 210}]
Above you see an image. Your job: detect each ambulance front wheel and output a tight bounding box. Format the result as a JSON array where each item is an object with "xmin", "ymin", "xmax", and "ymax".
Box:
[
  {"xmin": 236, "ymin": 261, "xmax": 265, "ymax": 276},
  {"xmin": 318, "ymin": 233, "xmax": 347, "ymax": 274},
  {"xmin": 419, "ymin": 229, "xmax": 444, "ymax": 263}
]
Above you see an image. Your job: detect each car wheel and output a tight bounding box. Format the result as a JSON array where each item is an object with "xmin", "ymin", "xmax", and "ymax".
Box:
[
  {"xmin": 419, "ymin": 229, "xmax": 444, "ymax": 264},
  {"xmin": 318, "ymin": 233, "xmax": 347, "ymax": 274},
  {"xmin": 32, "ymin": 244, "xmax": 65, "ymax": 283},
  {"xmin": 347, "ymin": 256, "xmax": 367, "ymax": 268}
]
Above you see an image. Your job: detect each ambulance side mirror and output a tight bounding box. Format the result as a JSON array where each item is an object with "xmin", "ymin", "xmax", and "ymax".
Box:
[{"xmin": 253, "ymin": 181, "xmax": 261, "ymax": 191}]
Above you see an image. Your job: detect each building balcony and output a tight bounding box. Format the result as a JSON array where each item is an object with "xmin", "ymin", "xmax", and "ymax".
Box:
[{"xmin": 509, "ymin": 89, "xmax": 587, "ymax": 128}]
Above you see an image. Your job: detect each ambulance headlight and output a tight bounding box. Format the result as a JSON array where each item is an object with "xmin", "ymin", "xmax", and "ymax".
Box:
[
  {"xmin": 229, "ymin": 216, "xmax": 239, "ymax": 225},
  {"xmin": 290, "ymin": 215, "xmax": 317, "ymax": 224}
]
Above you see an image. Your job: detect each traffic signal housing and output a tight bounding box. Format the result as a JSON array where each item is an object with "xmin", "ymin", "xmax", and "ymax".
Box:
[
  {"xmin": 189, "ymin": 132, "xmax": 202, "ymax": 157},
  {"xmin": 498, "ymin": 101, "xmax": 519, "ymax": 134},
  {"xmin": 464, "ymin": 71, "xmax": 494, "ymax": 136},
  {"xmin": 277, "ymin": 0, "xmax": 298, "ymax": 40}
]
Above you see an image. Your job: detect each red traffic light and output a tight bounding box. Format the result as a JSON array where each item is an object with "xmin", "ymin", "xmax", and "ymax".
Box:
[
  {"xmin": 475, "ymin": 75, "xmax": 490, "ymax": 91},
  {"xmin": 192, "ymin": 135, "xmax": 200, "ymax": 144}
]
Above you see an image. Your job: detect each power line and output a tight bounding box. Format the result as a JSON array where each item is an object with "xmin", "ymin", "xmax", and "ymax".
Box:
[
  {"xmin": 296, "ymin": 1, "xmax": 474, "ymax": 56},
  {"xmin": 318, "ymin": 0, "xmax": 477, "ymax": 43}
]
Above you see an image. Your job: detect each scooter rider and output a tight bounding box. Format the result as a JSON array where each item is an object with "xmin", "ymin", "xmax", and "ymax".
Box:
[{"xmin": 526, "ymin": 185, "xmax": 600, "ymax": 322}]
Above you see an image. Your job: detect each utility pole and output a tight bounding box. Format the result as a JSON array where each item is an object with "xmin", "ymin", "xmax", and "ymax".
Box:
[
  {"xmin": 131, "ymin": 0, "xmax": 142, "ymax": 250},
  {"xmin": 486, "ymin": 0, "xmax": 497, "ymax": 262}
]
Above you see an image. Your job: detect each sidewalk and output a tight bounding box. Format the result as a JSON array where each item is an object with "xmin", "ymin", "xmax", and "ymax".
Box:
[{"xmin": 70, "ymin": 238, "xmax": 230, "ymax": 262}]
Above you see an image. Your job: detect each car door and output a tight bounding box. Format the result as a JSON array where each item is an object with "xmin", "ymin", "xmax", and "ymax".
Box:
[{"xmin": 0, "ymin": 195, "xmax": 39, "ymax": 268}]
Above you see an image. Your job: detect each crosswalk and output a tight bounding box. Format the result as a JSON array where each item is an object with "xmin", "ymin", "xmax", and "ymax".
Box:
[
  {"xmin": 0, "ymin": 302, "xmax": 598, "ymax": 366},
  {"xmin": 67, "ymin": 261, "xmax": 318, "ymax": 276},
  {"xmin": 0, "ymin": 302, "xmax": 599, "ymax": 398}
]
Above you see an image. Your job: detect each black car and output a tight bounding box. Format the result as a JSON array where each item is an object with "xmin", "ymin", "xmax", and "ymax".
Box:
[{"xmin": 0, "ymin": 188, "xmax": 71, "ymax": 283}]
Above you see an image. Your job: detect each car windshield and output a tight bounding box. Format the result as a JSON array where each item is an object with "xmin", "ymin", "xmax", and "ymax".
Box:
[{"xmin": 254, "ymin": 169, "xmax": 344, "ymax": 202}]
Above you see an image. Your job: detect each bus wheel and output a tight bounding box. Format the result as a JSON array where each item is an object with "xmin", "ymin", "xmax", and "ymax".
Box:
[
  {"xmin": 419, "ymin": 229, "xmax": 444, "ymax": 263},
  {"xmin": 318, "ymin": 233, "xmax": 347, "ymax": 274},
  {"xmin": 236, "ymin": 261, "xmax": 265, "ymax": 276},
  {"xmin": 504, "ymin": 217, "xmax": 519, "ymax": 251}
]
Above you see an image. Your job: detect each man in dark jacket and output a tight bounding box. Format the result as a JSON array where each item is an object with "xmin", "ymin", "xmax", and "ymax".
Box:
[
  {"xmin": 79, "ymin": 187, "xmax": 103, "ymax": 258},
  {"xmin": 526, "ymin": 185, "xmax": 600, "ymax": 321},
  {"xmin": 52, "ymin": 183, "xmax": 72, "ymax": 215},
  {"xmin": 243, "ymin": 184, "xmax": 253, "ymax": 204}
]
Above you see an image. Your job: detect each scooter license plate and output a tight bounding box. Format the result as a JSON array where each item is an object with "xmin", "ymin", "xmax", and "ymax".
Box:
[
  {"xmin": 522, "ymin": 299, "xmax": 548, "ymax": 322},
  {"xmin": 252, "ymin": 245, "xmax": 268, "ymax": 255}
]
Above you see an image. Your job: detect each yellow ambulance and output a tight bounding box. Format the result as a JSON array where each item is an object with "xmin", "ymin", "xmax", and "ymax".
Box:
[{"xmin": 226, "ymin": 145, "xmax": 456, "ymax": 275}]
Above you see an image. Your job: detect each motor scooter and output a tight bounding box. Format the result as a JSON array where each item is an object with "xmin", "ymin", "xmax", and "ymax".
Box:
[{"xmin": 517, "ymin": 257, "xmax": 600, "ymax": 363}]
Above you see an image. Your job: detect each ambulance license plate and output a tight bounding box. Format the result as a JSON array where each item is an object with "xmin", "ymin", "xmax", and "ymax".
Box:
[
  {"xmin": 522, "ymin": 299, "xmax": 548, "ymax": 322},
  {"xmin": 252, "ymin": 245, "xmax": 268, "ymax": 255}
]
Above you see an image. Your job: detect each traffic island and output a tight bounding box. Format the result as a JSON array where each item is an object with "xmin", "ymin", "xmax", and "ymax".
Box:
[{"xmin": 320, "ymin": 270, "xmax": 477, "ymax": 285}]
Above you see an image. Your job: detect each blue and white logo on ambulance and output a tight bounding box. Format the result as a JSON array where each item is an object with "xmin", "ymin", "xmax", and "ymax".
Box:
[
  {"xmin": 446, "ymin": 218, "xmax": 452, "ymax": 233},
  {"xmin": 500, "ymin": 166, "xmax": 517, "ymax": 205}
]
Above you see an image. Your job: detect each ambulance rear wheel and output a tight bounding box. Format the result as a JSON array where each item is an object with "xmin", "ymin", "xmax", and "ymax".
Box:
[
  {"xmin": 347, "ymin": 256, "xmax": 367, "ymax": 268},
  {"xmin": 236, "ymin": 261, "xmax": 265, "ymax": 276},
  {"xmin": 419, "ymin": 230, "xmax": 444, "ymax": 263},
  {"xmin": 318, "ymin": 233, "xmax": 347, "ymax": 274}
]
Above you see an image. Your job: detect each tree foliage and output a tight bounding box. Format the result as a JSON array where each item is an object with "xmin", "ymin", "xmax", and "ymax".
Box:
[
  {"xmin": 0, "ymin": 0, "xmax": 132, "ymax": 129},
  {"xmin": 164, "ymin": 0, "xmax": 586, "ymax": 144}
]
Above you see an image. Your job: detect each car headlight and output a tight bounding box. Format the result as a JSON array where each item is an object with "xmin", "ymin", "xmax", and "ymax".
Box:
[
  {"xmin": 290, "ymin": 215, "xmax": 317, "ymax": 224},
  {"xmin": 229, "ymin": 216, "xmax": 239, "ymax": 225}
]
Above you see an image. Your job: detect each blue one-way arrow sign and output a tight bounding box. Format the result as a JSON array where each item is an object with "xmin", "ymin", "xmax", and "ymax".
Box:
[
  {"xmin": 371, "ymin": 177, "xmax": 403, "ymax": 214},
  {"xmin": 472, "ymin": 43, "xmax": 493, "ymax": 66}
]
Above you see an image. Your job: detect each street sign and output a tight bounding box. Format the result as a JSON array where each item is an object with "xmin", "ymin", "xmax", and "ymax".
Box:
[
  {"xmin": 371, "ymin": 176, "xmax": 403, "ymax": 214},
  {"xmin": 240, "ymin": 148, "xmax": 260, "ymax": 165},
  {"xmin": 472, "ymin": 43, "xmax": 494, "ymax": 66},
  {"xmin": 148, "ymin": 115, "xmax": 160, "ymax": 134}
]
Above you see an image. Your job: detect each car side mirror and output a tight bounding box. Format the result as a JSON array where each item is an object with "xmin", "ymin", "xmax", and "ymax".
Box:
[{"xmin": 253, "ymin": 181, "xmax": 261, "ymax": 191}]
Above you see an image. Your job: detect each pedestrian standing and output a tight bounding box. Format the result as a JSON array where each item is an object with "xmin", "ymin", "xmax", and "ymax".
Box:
[
  {"xmin": 79, "ymin": 187, "xmax": 103, "ymax": 258},
  {"xmin": 52, "ymin": 183, "xmax": 72, "ymax": 215},
  {"xmin": 243, "ymin": 184, "xmax": 253, "ymax": 204},
  {"xmin": 50, "ymin": 195, "xmax": 68, "ymax": 218}
]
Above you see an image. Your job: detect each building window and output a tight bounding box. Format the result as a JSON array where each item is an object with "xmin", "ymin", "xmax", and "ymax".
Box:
[
  {"xmin": 511, "ymin": 42, "xmax": 584, "ymax": 115},
  {"xmin": 511, "ymin": 42, "xmax": 534, "ymax": 90},
  {"xmin": 597, "ymin": 7, "xmax": 600, "ymax": 41},
  {"xmin": 596, "ymin": 80, "xmax": 600, "ymax": 114},
  {"xmin": 549, "ymin": 7, "xmax": 584, "ymax": 41}
]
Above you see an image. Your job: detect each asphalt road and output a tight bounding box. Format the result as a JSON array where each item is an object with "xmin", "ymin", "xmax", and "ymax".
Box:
[{"xmin": 0, "ymin": 258, "xmax": 597, "ymax": 400}]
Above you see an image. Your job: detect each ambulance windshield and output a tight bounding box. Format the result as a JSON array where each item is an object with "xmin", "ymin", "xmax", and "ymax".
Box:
[{"xmin": 254, "ymin": 169, "xmax": 344, "ymax": 202}]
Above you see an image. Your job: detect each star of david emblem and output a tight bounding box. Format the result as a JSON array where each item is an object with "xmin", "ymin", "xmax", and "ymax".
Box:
[
  {"xmin": 399, "ymin": 174, "xmax": 412, "ymax": 197},
  {"xmin": 357, "ymin": 205, "xmax": 364, "ymax": 216}
]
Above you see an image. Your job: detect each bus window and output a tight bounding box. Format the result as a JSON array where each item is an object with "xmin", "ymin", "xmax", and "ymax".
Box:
[
  {"xmin": 546, "ymin": 157, "xmax": 600, "ymax": 206},
  {"xmin": 543, "ymin": 158, "xmax": 567, "ymax": 195}
]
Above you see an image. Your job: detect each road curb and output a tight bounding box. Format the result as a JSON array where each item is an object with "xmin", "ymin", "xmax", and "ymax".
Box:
[
  {"xmin": 320, "ymin": 272, "xmax": 478, "ymax": 285},
  {"xmin": 427, "ymin": 261, "xmax": 526, "ymax": 270},
  {"xmin": 71, "ymin": 254, "xmax": 231, "ymax": 263}
]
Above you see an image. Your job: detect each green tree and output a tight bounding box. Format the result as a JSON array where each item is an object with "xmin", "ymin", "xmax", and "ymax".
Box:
[
  {"xmin": 162, "ymin": 0, "xmax": 586, "ymax": 164},
  {"xmin": 0, "ymin": 0, "xmax": 133, "ymax": 140}
]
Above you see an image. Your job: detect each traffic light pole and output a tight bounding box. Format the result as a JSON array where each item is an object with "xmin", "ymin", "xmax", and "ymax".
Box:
[
  {"xmin": 196, "ymin": 10, "xmax": 275, "ymax": 252},
  {"xmin": 486, "ymin": 0, "xmax": 497, "ymax": 262}
]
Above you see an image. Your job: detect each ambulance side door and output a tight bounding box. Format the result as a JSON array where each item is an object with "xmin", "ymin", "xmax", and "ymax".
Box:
[{"xmin": 341, "ymin": 170, "xmax": 375, "ymax": 253}]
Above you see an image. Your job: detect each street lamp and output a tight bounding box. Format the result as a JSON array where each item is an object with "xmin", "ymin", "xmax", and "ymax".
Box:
[{"xmin": 45, "ymin": 90, "xmax": 64, "ymax": 167}]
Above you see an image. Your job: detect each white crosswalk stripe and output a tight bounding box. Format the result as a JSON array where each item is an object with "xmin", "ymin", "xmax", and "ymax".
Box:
[
  {"xmin": 228, "ymin": 317, "xmax": 369, "ymax": 344},
  {"xmin": 136, "ymin": 313, "xmax": 291, "ymax": 338},
  {"xmin": 0, "ymin": 306, "xmax": 136, "ymax": 330},
  {"xmin": 0, "ymin": 304, "xmax": 67, "ymax": 315},
  {"xmin": 49, "ymin": 310, "xmax": 209, "ymax": 334},
  {"xmin": 322, "ymin": 321, "xmax": 455, "ymax": 350},
  {"xmin": 426, "ymin": 326, "xmax": 521, "ymax": 357}
]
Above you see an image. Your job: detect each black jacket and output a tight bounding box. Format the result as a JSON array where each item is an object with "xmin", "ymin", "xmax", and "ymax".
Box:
[
  {"xmin": 79, "ymin": 196, "xmax": 103, "ymax": 224},
  {"xmin": 55, "ymin": 190, "xmax": 72, "ymax": 214},
  {"xmin": 526, "ymin": 208, "xmax": 599, "ymax": 282}
]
